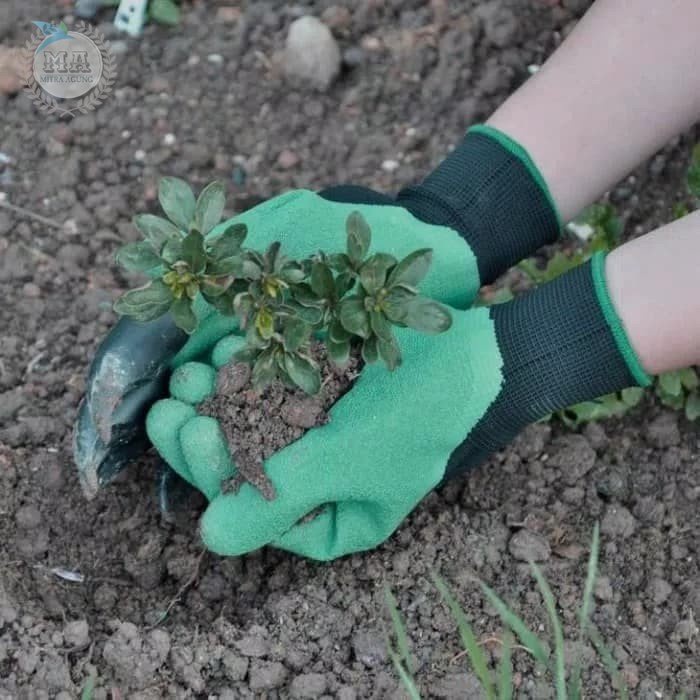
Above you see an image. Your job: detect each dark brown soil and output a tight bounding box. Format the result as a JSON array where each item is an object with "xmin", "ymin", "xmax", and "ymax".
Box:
[
  {"xmin": 1, "ymin": 0, "xmax": 698, "ymax": 697},
  {"xmin": 198, "ymin": 345, "xmax": 361, "ymax": 500}
]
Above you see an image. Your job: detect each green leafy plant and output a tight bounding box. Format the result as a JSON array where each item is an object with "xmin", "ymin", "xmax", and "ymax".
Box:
[
  {"xmin": 114, "ymin": 179, "xmax": 452, "ymax": 394},
  {"xmin": 387, "ymin": 525, "xmax": 632, "ymax": 699}
]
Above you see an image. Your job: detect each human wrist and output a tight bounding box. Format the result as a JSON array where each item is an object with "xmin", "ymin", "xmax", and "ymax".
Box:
[{"xmin": 396, "ymin": 125, "xmax": 562, "ymax": 286}]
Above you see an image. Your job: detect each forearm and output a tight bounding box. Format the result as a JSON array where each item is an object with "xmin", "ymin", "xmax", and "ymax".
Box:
[
  {"xmin": 488, "ymin": 0, "xmax": 700, "ymax": 222},
  {"xmin": 606, "ymin": 211, "xmax": 700, "ymax": 374}
]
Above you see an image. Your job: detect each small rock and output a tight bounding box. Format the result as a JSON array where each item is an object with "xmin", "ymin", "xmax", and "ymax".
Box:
[
  {"xmin": 15, "ymin": 504, "xmax": 42, "ymax": 530},
  {"xmin": 277, "ymin": 149, "xmax": 300, "ymax": 169},
  {"xmin": 321, "ymin": 6, "xmax": 352, "ymax": 31},
  {"xmin": 235, "ymin": 633, "xmax": 269, "ymax": 658},
  {"xmin": 596, "ymin": 467, "xmax": 631, "ymax": 501},
  {"xmin": 594, "ymin": 576, "xmax": 614, "ymax": 602},
  {"xmin": 217, "ymin": 362, "xmax": 251, "ymax": 395},
  {"xmin": 475, "ymin": 1, "xmax": 519, "ymax": 48},
  {"xmin": 601, "ymin": 504, "xmax": 637, "ymax": 539},
  {"xmin": 280, "ymin": 397, "xmax": 324, "ymax": 428},
  {"xmin": 508, "ymin": 529, "xmax": 551, "ymax": 562},
  {"xmin": 352, "ymin": 630, "xmax": 388, "ymax": 667},
  {"xmin": 548, "ymin": 435, "xmax": 596, "ymax": 485},
  {"xmin": 249, "ymin": 660, "xmax": 288, "ymax": 691},
  {"xmin": 290, "ymin": 672, "xmax": 328, "ymax": 698},
  {"xmin": 284, "ymin": 17, "xmax": 341, "ymax": 91},
  {"xmin": 648, "ymin": 578, "xmax": 672, "ymax": 606},
  {"xmin": 343, "ymin": 47, "xmax": 365, "ymax": 67},
  {"xmin": 182, "ymin": 142, "xmax": 212, "ymax": 168},
  {"xmin": 647, "ymin": 413, "xmax": 680, "ymax": 448},
  {"xmin": 0, "ymin": 46, "xmax": 23, "ymax": 95},
  {"xmin": 381, "ymin": 159, "xmax": 400, "ymax": 173},
  {"xmin": 221, "ymin": 651, "xmax": 248, "ymax": 681},
  {"xmin": 63, "ymin": 620, "xmax": 89, "ymax": 648}
]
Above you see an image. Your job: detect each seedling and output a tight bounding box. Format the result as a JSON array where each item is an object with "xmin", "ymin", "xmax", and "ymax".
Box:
[{"xmin": 114, "ymin": 178, "xmax": 452, "ymax": 395}]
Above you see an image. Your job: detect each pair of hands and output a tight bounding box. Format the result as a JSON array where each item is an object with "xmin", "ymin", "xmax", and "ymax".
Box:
[{"xmin": 145, "ymin": 188, "xmax": 506, "ymax": 560}]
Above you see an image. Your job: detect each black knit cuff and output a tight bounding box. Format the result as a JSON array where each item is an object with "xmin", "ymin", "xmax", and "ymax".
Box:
[
  {"xmin": 397, "ymin": 127, "xmax": 561, "ymax": 286},
  {"xmin": 445, "ymin": 258, "xmax": 639, "ymax": 479}
]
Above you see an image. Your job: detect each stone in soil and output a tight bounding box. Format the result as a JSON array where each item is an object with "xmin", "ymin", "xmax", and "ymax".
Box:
[
  {"xmin": 283, "ymin": 16, "xmax": 341, "ymax": 91},
  {"xmin": 198, "ymin": 344, "xmax": 360, "ymax": 500}
]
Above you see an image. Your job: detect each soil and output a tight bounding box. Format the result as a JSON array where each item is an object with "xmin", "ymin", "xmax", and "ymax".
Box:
[
  {"xmin": 198, "ymin": 345, "xmax": 361, "ymax": 501},
  {"xmin": 1, "ymin": 1, "xmax": 698, "ymax": 698}
]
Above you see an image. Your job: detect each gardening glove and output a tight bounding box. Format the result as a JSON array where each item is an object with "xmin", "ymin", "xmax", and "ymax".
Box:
[
  {"xmin": 147, "ymin": 252, "xmax": 650, "ymax": 560},
  {"xmin": 75, "ymin": 125, "xmax": 562, "ymax": 493}
]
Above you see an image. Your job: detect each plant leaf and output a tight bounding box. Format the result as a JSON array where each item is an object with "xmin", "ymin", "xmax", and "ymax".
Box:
[
  {"xmin": 402, "ymin": 298, "xmax": 452, "ymax": 334},
  {"xmin": 149, "ymin": 0, "xmax": 181, "ymax": 25},
  {"xmin": 255, "ymin": 307, "xmax": 275, "ymax": 340},
  {"xmin": 686, "ymin": 391, "xmax": 700, "ymax": 421},
  {"xmin": 252, "ymin": 348, "xmax": 277, "ymax": 388},
  {"xmin": 310, "ymin": 261, "xmax": 336, "ymax": 300},
  {"xmin": 384, "ymin": 588, "xmax": 414, "ymax": 674},
  {"xmin": 329, "ymin": 319, "xmax": 351, "ymax": 344},
  {"xmin": 283, "ymin": 317, "xmax": 310, "ymax": 353},
  {"xmin": 207, "ymin": 256, "xmax": 243, "ymax": 277},
  {"xmin": 383, "ymin": 286, "xmax": 416, "ymax": 323},
  {"xmin": 328, "ymin": 339, "xmax": 351, "ymax": 367},
  {"xmin": 620, "ymin": 387, "xmax": 644, "ymax": 407},
  {"xmin": 133, "ymin": 214, "xmax": 183, "ymax": 250},
  {"xmin": 387, "ymin": 249, "xmax": 433, "ymax": 288},
  {"xmin": 161, "ymin": 237, "xmax": 184, "ymax": 265},
  {"xmin": 370, "ymin": 310, "xmax": 393, "ymax": 342},
  {"xmin": 293, "ymin": 283, "xmax": 324, "ymax": 308},
  {"xmin": 205, "ymin": 290, "xmax": 236, "ymax": 315},
  {"xmin": 335, "ymin": 271, "xmax": 356, "ymax": 298},
  {"xmin": 159, "ymin": 177, "xmax": 195, "ymax": 230},
  {"xmin": 377, "ymin": 333, "xmax": 401, "ymax": 370},
  {"xmin": 208, "ymin": 223, "xmax": 247, "ymax": 260},
  {"xmin": 679, "ymin": 367, "xmax": 699, "ymax": 391},
  {"xmin": 362, "ymin": 336, "xmax": 379, "ymax": 364},
  {"xmin": 329, "ymin": 252, "xmax": 352, "ymax": 273},
  {"xmin": 432, "ymin": 573, "xmax": 495, "ymax": 699},
  {"xmin": 200, "ymin": 276, "xmax": 232, "ymax": 298},
  {"xmin": 113, "ymin": 280, "xmax": 174, "ymax": 322},
  {"xmin": 658, "ymin": 371, "xmax": 682, "ymax": 398},
  {"xmin": 359, "ymin": 253, "xmax": 397, "ymax": 295},
  {"xmin": 480, "ymin": 582, "xmax": 550, "ymax": 668},
  {"xmin": 181, "ymin": 230, "xmax": 207, "ymax": 274},
  {"xmin": 284, "ymin": 353, "xmax": 321, "ymax": 394},
  {"xmin": 116, "ymin": 241, "xmax": 162, "ymax": 273},
  {"xmin": 346, "ymin": 211, "xmax": 371, "ymax": 264},
  {"xmin": 170, "ymin": 297, "xmax": 197, "ymax": 334},
  {"xmin": 339, "ymin": 296, "xmax": 370, "ymax": 339},
  {"xmin": 195, "ymin": 181, "xmax": 226, "ymax": 236},
  {"xmin": 279, "ymin": 262, "xmax": 306, "ymax": 284}
]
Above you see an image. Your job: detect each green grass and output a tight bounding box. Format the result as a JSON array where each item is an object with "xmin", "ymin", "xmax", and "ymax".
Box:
[{"xmin": 386, "ymin": 524, "xmax": 629, "ymax": 699}]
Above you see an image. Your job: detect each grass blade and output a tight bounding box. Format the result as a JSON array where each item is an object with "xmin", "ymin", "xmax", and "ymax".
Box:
[
  {"xmin": 498, "ymin": 633, "xmax": 514, "ymax": 700},
  {"xmin": 81, "ymin": 673, "xmax": 96, "ymax": 700},
  {"xmin": 384, "ymin": 587, "xmax": 413, "ymax": 673},
  {"xmin": 588, "ymin": 624, "xmax": 628, "ymax": 700},
  {"xmin": 432, "ymin": 573, "xmax": 495, "ymax": 699},
  {"xmin": 570, "ymin": 523, "xmax": 601, "ymax": 697},
  {"xmin": 388, "ymin": 649, "xmax": 422, "ymax": 700},
  {"xmin": 481, "ymin": 582, "xmax": 550, "ymax": 668},
  {"xmin": 531, "ymin": 563, "xmax": 567, "ymax": 700}
]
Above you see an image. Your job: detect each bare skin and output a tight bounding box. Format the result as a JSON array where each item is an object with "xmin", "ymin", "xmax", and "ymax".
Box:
[{"xmin": 488, "ymin": 0, "xmax": 700, "ymax": 375}]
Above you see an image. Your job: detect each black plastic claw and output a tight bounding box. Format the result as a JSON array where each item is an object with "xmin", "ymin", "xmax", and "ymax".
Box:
[{"xmin": 73, "ymin": 314, "xmax": 188, "ymax": 498}]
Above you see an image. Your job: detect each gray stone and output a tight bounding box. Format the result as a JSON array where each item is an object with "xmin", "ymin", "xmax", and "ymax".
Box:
[
  {"xmin": 248, "ymin": 660, "xmax": 288, "ymax": 691},
  {"xmin": 290, "ymin": 672, "xmax": 328, "ymax": 698},
  {"xmin": 508, "ymin": 529, "xmax": 551, "ymax": 562},
  {"xmin": 284, "ymin": 17, "xmax": 341, "ymax": 91}
]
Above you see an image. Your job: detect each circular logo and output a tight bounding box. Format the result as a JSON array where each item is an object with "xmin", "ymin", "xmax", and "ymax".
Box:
[
  {"xmin": 23, "ymin": 22, "xmax": 117, "ymax": 118},
  {"xmin": 32, "ymin": 31, "xmax": 103, "ymax": 99}
]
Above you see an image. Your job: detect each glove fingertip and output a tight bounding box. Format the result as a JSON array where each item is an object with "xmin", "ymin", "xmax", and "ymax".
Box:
[
  {"xmin": 146, "ymin": 398, "xmax": 197, "ymax": 483},
  {"xmin": 211, "ymin": 335, "xmax": 247, "ymax": 369},
  {"xmin": 179, "ymin": 416, "xmax": 236, "ymax": 500},
  {"xmin": 169, "ymin": 361, "xmax": 216, "ymax": 404}
]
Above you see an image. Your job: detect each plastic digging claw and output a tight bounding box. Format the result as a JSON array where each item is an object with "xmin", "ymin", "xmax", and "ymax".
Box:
[{"xmin": 72, "ymin": 314, "xmax": 187, "ymax": 498}]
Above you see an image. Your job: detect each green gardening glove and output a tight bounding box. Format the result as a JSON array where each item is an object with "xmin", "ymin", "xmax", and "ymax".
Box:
[{"xmin": 147, "ymin": 253, "xmax": 650, "ymax": 559}]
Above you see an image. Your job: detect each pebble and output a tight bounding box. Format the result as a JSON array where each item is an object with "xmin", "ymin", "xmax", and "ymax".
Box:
[
  {"xmin": 15, "ymin": 504, "xmax": 42, "ymax": 530},
  {"xmin": 207, "ymin": 54, "xmax": 224, "ymax": 65},
  {"xmin": 601, "ymin": 504, "xmax": 637, "ymax": 539},
  {"xmin": 647, "ymin": 413, "xmax": 680, "ymax": 448},
  {"xmin": 182, "ymin": 142, "xmax": 212, "ymax": 168},
  {"xmin": 321, "ymin": 6, "xmax": 352, "ymax": 31},
  {"xmin": 63, "ymin": 620, "xmax": 89, "ymax": 648},
  {"xmin": 594, "ymin": 576, "xmax": 614, "ymax": 602},
  {"xmin": 248, "ymin": 660, "xmax": 288, "ymax": 690},
  {"xmin": 277, "ymin": 149, "xmax": 300, "ymax": 169},
  {"xmin": 280, "ymin": 397, "xmax": 323, "ymax": 428},
  {"xmin": 284, "ymin": 17, "xmax": 341, "ymax": 91},
  {"xmin": 475, "ymin": 1, "xmax": 519, "ymax": 48},
  {"xmin": 547, "ymin": 435, "xmax": 596, "ymax": 485},
  {"xmin": 351, "ymin": 630, "xmax": 388, "ymax": 667},
  {"xmin": 163, "ymin": 133, "xmax": 176, "ymax": 146},
  {"xmin": 290, "ymin": 672, "xmax": 328, "ymax": 698},
  {"xmin": 381, "ymin": 159, "xmax": 400, "ymax": 173},
  {"xmin": 508, "ymin": 529, "xmax": 551, "ymax": 562},
  {"xmin": 343, "ymin": 47, "xmax": 365, "ymax": 68}
]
